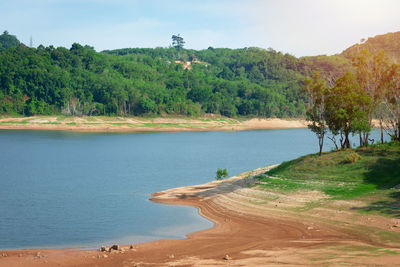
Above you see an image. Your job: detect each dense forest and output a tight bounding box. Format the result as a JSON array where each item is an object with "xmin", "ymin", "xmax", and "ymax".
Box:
[
  {"xmin": 0, "ymin": 31, "xmax": 310, "ymax": 117},
  {"xmin": 2, "ymin": 30, "xmax": 397, "ymax": 118}
]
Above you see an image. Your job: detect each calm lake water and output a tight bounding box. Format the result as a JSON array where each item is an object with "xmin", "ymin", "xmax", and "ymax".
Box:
[{"xmin": 0, "ymin": 128, "xmax": 389, "ymax": 249}]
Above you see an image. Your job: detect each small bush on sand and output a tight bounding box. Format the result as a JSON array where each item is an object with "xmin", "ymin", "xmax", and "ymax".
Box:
[{"xmin": 216, "ymin": 168, "xmax": 228, "ymax": 180}]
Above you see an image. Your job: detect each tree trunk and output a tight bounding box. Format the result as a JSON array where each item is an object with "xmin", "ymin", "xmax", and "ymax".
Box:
[
  {"xmin": 345, "ymin": 131, "xmax": 351, "ymax": 149},
  {"xmin": 362, "ymin": 131, "xmax": 369, "ymax": 146},
  {"xmin": 328, "ymin": 136, "xmax": 339, "ymax": 150},
  {"xmin": 340, "ymin": 132, "xmax": 345, "ymax": 149},
  {"xmin": 380, "ymin": 119, "xmax": 384, "ymax": 144},
  {"xmin": 397, "ymin": 122, "xmax": 400, "ymax": 141},
  {"xmin": 319, "ymin": 134, "xmax": 324, "ymax": 156}
]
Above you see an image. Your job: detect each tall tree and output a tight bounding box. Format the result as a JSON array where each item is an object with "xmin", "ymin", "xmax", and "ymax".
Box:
[
  {"xmin": 382, "ymin": 63, "xmax": 400, "ymax": 141},
  {"xmin": 171, "ymin": 34, "xmax": 185, "ymax": 50},
  {"xmin": 352, "ymin": 49, "xmax": 388, "ymax": 145},
  {"xmin": 325, "ymin": 72, "xmax": 371, "ymax": 149},
  {"xmin": 304, "ymin": 72, "xmax": 327, "ymax": 155}
]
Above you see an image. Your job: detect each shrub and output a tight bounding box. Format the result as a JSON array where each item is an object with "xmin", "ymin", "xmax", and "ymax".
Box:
[
  {"xmin": 344, "ymin": 151, "xmax": 362, "ymax": 163},
  {"xmin": 216, "ymin": 168, "xmax": 228, "ymax": 180}
]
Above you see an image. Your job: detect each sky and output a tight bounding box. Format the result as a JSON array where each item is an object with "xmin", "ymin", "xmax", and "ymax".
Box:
[{"xmin": 1, "ymin": 0, "xmax": 400, "ymax": 57}]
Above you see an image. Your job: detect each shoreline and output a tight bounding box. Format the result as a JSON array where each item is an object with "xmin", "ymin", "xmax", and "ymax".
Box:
[
  {"xmin": 1, "ymin": 166, "xmax": 400, "ymax": 266},
  {"xmin": 0, "ymin": 116, "xmax": 307, "ymax": 133}
]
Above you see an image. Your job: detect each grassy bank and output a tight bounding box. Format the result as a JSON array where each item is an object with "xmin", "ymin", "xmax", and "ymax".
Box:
[{"xmin": 256, "ymin": 142, "xmax": 400, "ymax": 217}]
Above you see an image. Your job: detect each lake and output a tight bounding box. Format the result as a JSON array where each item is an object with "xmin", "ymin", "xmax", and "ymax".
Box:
[{"xmin": 0, "ymin": 128, "xmax": 389, "ymax": 249}]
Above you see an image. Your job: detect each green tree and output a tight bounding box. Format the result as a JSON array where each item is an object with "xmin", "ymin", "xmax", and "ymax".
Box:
[
  {"xmin": 0, "ymin": 31, "xmax": 20, "ymax": 50},
  {"xmin": 304, "ymin": 72, "xmax": 327, "ymax": 155},
  {"xmin": 216, "ymin": 168, "xmax": 228, "ymax": 180},
  {"xmin": 352, "ymin": 49, "xmax": 388, "ymax": 145},
  {"xmin": 171, "ymin": 34, "xmax": 185, "ymax": 50},
  {"xmin": 325, "ymin": 72, "xmax": 371, "ymax": 149},
  {"xmin": 139, "ymin": 96, "xmax": 156, "ymax": 113},
  {"xmin": 381, "ymin": 63, "xmax": 400, "ymax": 141}
]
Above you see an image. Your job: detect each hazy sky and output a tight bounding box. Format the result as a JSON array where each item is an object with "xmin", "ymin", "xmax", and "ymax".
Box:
[{"xmin": 1, "ymin": 0, "xmax": 399, "ymax": 57}]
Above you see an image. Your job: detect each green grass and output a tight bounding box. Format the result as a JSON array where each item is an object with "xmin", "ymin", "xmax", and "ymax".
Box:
[
  {"xmin": 86, "ymin": 116, "xmax": 97, "ymax": 121},
  {"xmin": 56, "ymin": 116, "xmax": 66, "ymax": 121},
  {"xmin": 142, "ymin": 122, "xmax": 187, "ymax": 128},
  {"xmin": 106, "ymin": 122, "xmax": 134, "ymax": 126},
  {"xmin": 0, "ymin": 120, "xmax": 30, "ymax": 124},
  {"xmin": 0, "ymin": 120, "xmax": 61, "ymax": 125},
  {"xmin": 257, "ymin": 142, "xmax": 400, "ymax": 216},
  {"xmin": 375, "ymin": 229, "xmax": 400, "ymax": 243},
  {"xmin": 268, "ymin": 142, "xmax": 400, "ymax": 186},
  {"xmin": 335, "ymin": 244, "xmax": 398, "ymax": 256},
  {"xmin": 81, "ymin": 122, "xmax": 100, "ymax": 125},
  {"xmin": 42, "ymin": 122, "xmax": 61, "ymax": 125},
  {"xmin": 321, "ymin": 183, "xmax": 377, "ymax": 199},
  {"xmin": 255, "ymin": 176, "xmax": 312, "ymax": 191}
]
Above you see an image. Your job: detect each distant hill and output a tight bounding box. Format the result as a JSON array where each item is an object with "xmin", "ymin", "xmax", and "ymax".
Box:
[
  {"xmin": 300, "ymin": 31, "xmax": 400, "ymax": 83},
  {"xmin": 342, "ymin": 31, "xmax": 400, "ymax": 63}
]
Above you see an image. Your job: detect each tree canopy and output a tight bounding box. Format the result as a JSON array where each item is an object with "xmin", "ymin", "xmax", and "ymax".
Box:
[
  {"xmin": 0, "ymin": 31, "xmax": 20, "ymax": 50},
  {"xmin": 1, "ymin": 32, "xmax": 327, "ymax": 117},
  {"xmin": 172, "ymin": 34, "xmax": 185, "ymax": 50},
  {"xmin": 305, "ymin": 48, "xmax": 400, "ymax": 154}
]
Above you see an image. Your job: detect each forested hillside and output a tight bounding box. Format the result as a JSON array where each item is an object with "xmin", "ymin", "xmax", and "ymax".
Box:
[{"xmin": 0, "ymin": 30, "xmax": 362, "ymax": 118}]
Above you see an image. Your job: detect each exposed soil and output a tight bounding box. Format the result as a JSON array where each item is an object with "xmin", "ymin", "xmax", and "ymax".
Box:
[{"xmin": 0, "ymin": 116, "xmax": 307, "ymax": 132}]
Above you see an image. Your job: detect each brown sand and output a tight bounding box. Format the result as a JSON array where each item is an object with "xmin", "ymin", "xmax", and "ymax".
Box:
[
  {"xmin": 0, "ymin": 116, "xmax": 307, "ymax": 132},
  {"xmin": 1, "ymin": 166, "xmax": 400, "ymax": 266}
]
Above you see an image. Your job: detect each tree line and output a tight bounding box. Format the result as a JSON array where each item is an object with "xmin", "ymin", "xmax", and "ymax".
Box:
[
  {"xmin": 305, "ymin": 49, "xmax": 400, "ymax": 155},
  {"xmin": 0, "ymin": 31, "xmax": 351, "ymax": 118}
]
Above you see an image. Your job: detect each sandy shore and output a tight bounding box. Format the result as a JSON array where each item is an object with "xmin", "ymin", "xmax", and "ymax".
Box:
[
  {"xmin": 0, "ymin": 116, "xmax": 307, "ymax": 132},
  {"xmin": 1, "ymin": 166, "xmax": 400, "ymax": 266}
]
